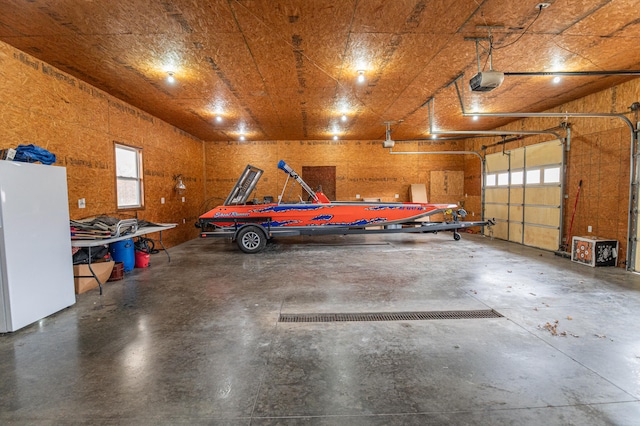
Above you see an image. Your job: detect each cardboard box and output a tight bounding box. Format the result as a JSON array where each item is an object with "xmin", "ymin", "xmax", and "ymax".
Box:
[
  {"xmin": 571, "ymin": 237, "xmax": 618, "ymax": 267},
  {"xmin": 73, "ymin": 261, "xmax": 115, "ymax": 294}
]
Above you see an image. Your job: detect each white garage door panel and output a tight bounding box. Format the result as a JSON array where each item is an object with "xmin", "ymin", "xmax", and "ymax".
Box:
[
  {"xmin": 486, "ymin": 154, "xmax": 510, "ymax": 172},
  {"xmin": 509, "ymin": 205, "xmax": 523, "ymax": 222},
  {"xmin": 509, "ymin": 224, "xmax": 523, "ymax": 243},
  {"xmin": 511, "ymin": 149, "xmax": 525, "ymax": 169},
  {"xmin": 523, "ymin": 225, "xmax": 559, "ymax": 250},
  {"xmin": 524, "ymin": 207, "xmax": 561, "ymax": 227},
  {"xmin": 510, "ymin": 187, "xmax": 524, "ymax": 203},
  {"xmin": 491, "ymin": 222, "xmax": 509, "ymax": 240},
  {"xmin": 525, "ymin": 141, "xmax": 563, "ymax": 167},
  {"xmin": 485, "ymin": 204, "xmax": 509, "ymax": 220},
  {"xmin": 485, "ymin": 188, "xmax": 509, "ymax": 203},
  {"xmin": 524, "ymin": 187, "xmax": 562, "ymax": 206}
]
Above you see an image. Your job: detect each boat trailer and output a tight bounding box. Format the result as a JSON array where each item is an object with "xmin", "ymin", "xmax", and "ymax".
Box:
[
  {"xmin": 197, "ymin": 162, "xmax": 494, "ymax": 253},
  {"xmin": 198, "ymin": 213, "xmax": 493, "ymax": 254}
]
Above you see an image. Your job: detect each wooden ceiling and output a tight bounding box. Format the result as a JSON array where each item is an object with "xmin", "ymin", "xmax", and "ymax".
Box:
[{"xmin": 1, "ymin": 0, "xmax": 639, "ymax": 141}]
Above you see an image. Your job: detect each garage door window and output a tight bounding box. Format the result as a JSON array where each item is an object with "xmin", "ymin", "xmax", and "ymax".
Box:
[
  {"xmin": 497, "ymin": 172, "xmax": 509, "ymax": 186},
  {"xmin": 526, "ymin": 169, "xmax": 541, "ymax": 185},
  {"xmin": 115, "ymin": 143, "xmax": 144, "ymax": 209},
  {"xmin": 511, "ymin": 171, "xmax": 524, "ymax": 185},
  {"xmin": 486, "ymin": 174, "xmax": 496, "ymax": 187},
  {"xmin": 543, "ymin": 167, "xmax": 561, "ymax": 184}
]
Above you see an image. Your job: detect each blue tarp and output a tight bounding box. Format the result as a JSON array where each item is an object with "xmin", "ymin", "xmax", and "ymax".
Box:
[{"xmin": 14, "ymin": 144, "xmax": 56, "ymax": 165}]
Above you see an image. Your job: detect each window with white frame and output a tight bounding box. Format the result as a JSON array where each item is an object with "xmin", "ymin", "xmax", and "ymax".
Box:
[
  {"xmin": 511, "ymin": 170, "xmax": 524, "ymax": 185},
  {"xmin": 497, "ymin": 172, "xmax": 509, "ymax": 186},
  {"xmin": 543, "ymin": 166, "xmax": 561, "ymax": 184},
  {"xmin": 526, "ymin": 169, "xmax": 541, "ymax": 185},
  {"xmin": 115, "ymin": 143, "xmax": 143, "ymax": 209},
  {"xmin": 486, "ymin": 174, "xmax": 496, "ymax": 187}
]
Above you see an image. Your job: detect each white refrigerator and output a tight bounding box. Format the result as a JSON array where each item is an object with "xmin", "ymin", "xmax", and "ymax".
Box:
[{"xmin": 0, "ymin": 161, "xmax": 75, "ymax": 333}]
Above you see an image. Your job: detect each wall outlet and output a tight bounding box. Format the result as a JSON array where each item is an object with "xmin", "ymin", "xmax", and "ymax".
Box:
[
  {"xmin": 394, "ymin": 194, "xmax": 399, "ymax": 199},
  {"xmin": 182, "ymin": 219, "xmax": 186, "ymax": 224},
  {"xmin": 78, "ymin": 198, "xmax": 86, "ymax": 208},
  {"xmin": 161, "ymin": 197, "xmax": 165, "ymax": 204},
  {"xmin": 356, "ymin": 194, "xmax": 360, "ymax": 199},
  {"xmin": 588, "ymin": 225, "xmax": 592, "ymax": 233},
  {"xmin": 181, "ymin": 197, "xmax": 185, "ymax": 203}
]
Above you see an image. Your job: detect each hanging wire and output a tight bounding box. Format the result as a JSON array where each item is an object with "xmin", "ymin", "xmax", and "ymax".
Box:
[{"xmin": 493, "ymin": 5, "xmax": 544, "ymax": 51}]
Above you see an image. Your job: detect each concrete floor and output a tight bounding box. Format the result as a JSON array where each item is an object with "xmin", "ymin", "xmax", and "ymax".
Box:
[{"xmin": 2, "ymin": 232, "xmax": 640, "ymax": 425}]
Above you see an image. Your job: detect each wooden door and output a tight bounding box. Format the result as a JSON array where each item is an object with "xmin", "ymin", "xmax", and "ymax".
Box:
[{"xmin": 302, "ymin": 166, "xmax": 336, "ymax": 201}]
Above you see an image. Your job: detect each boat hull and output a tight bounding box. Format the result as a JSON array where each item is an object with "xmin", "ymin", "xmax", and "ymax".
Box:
[{"xmin": 200, "ymin": 202, "xmax": 459, "ymax": 228}]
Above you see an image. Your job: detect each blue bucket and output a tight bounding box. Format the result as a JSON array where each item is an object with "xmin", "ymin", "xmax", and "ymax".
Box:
[{"xmin": 109, "ymin": 238, "xmax": 135, "ymax": 272}]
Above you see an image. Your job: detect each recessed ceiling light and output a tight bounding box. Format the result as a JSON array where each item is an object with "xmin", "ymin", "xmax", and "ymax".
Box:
[
  {"xmin": 333, "ymin": 135, "xmax": 339, "ymax": 140},
  {"xmin": 357, "ymin": 70, "xmax": 365, "ymax": 83},
  {"xmin": 341, "ymin": 114, "xmax": 347, "ymax": 122},
  {"xmin": 553, "ymin": 76, "xmax": 561, "ymax": 84},
  {"xmin": 166, "ymin": 72, "xmax": 175, "ymax": 84},
  {"xmin": 215, "ymin": 115, "xmax": 223, "ymax": 122},
  {"xmin": 472, "ymin": 115, "xmax": 479, "ymax": 121},
  {"xmin": 239, "ymin": 135, "xmax": 245, "ymax": 141}
]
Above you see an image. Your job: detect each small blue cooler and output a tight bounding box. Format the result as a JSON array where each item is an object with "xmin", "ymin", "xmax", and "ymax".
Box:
[{"xmin": 109, "ymin": 238, "xmax": 135, "ymax": 272}]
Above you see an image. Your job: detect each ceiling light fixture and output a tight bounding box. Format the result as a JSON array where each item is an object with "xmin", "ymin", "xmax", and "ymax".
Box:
[
  {"xmin": 357, "ymin": 70, "xmax": 365, "ymax": 83},
  {"xmin": 166, "ymin": 71, "xmax": 176, "ymax": 84},
  {"xmin": 473, "ymin": 115, "xmax": 479, "ymax": 121},
  {"xmin": 333, "ymin": 135, "xmax": 339, "ymax": 140},
  {"xmin": 215, "ymin": 115, "xmax": 223, "ymax": 122},
  {"xmin": 239, "ymin": 135, "xmax": 245, "ymax": 141},
  {"xmin": 553, "ymin": 76, "xmax": 561, "ymax": 84},
  {"xmin": 341, "ymin": 114, "xmax": 348, "ymax": 122}
]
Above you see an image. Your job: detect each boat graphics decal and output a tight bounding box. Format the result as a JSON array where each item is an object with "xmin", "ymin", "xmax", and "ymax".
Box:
[
  {"xmin": 262, "ymin": 220, "xmax": 302, "ymax": 227},
  {"xmin": 251, "ymin": 204, "xmax": 332, "ymax": 214},
  {"xmin": 311, "ymin": 214, "xmax": 334, "ymax": 221},
  {"xmin": 365, "ymin": 205, "xmax": 427, "ymax": 211}
]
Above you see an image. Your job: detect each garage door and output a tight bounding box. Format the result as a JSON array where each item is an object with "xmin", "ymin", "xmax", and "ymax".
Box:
[{"xmin": 484, "ymin": 140, "xmax": 564, "ymax": 251}]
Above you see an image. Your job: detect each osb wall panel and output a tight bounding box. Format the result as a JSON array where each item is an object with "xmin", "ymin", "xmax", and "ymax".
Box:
[
  {"xmin": 0, "ymin": 41, "xmax": 203, "ymax": 248},
  {"xmin": 204, "ymin": 139, "xmax": 467, "ymax": 209},
  {"xmin": 430, "ymin": 171, "xmax": 464, "ymax": 204},
  {"xmin": 464, "ymin": 78, "xmax": 640, "ymax": 266}
]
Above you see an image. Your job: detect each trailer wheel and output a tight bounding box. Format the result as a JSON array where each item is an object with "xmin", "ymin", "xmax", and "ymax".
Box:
[
  {"xmin": 237, "ymin": 226, "xmax": 267, "ymax": 253},
  {"xmin": 453, "ymin": 231, "xmax": 461, "ymax": 241}
]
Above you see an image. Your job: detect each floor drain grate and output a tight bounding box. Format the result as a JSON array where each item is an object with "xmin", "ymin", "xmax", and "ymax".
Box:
[{"xmin": 278, "ymin": 309, "xmax": 503, "ymax": 323}]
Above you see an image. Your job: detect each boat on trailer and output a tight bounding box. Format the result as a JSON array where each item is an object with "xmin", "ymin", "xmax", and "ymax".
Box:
[{"xmin": 198, "ymin": 161, "xmax": 492, "ymax": 253}]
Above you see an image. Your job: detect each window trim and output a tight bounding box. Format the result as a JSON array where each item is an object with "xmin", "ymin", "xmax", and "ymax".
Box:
[
  {"xmin": 543, "ymin": 166, "xmax": 561, "ymax": 184},
  {"xmin": 114, "ymin": 142, "xmax": 144, "ymax": 210},
  {"xmin": 526, "ymin": 168, "xmax": 541, "ymax": 185},
  {"xmin": 497, "ymin": 172, "xmax": 509, "ymax": 186},
  {"xmin": 511, "ymin": 170, "xmax": 524, "ymax": 186}
]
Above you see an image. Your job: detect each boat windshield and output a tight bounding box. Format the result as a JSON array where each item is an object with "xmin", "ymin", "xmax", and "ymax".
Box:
[{"xmin": 223, "ymin": 165, "xmax": 263, "ymax": 205}]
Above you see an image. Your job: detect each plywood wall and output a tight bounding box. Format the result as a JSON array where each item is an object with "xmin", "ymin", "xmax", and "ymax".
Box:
[
  {"xmin": 464, "ymin": 78, "xmax": 640, "ymax": 266},
  {"xmin": 203, "ymin": 139, "xmax": 466, "ymax": 210},
  {"xmin": 0, "ymin": 41, "xmax": 204, "ymax": 247}
]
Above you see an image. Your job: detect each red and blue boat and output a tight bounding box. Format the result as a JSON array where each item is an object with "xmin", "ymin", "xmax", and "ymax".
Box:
[
  {"xmin": 197, "ymin": 161, "xmax": 491, "ymax": 253},
  {"xmin": 199, "ymin": 160, "xmax": 459, "ymax": 229}
]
